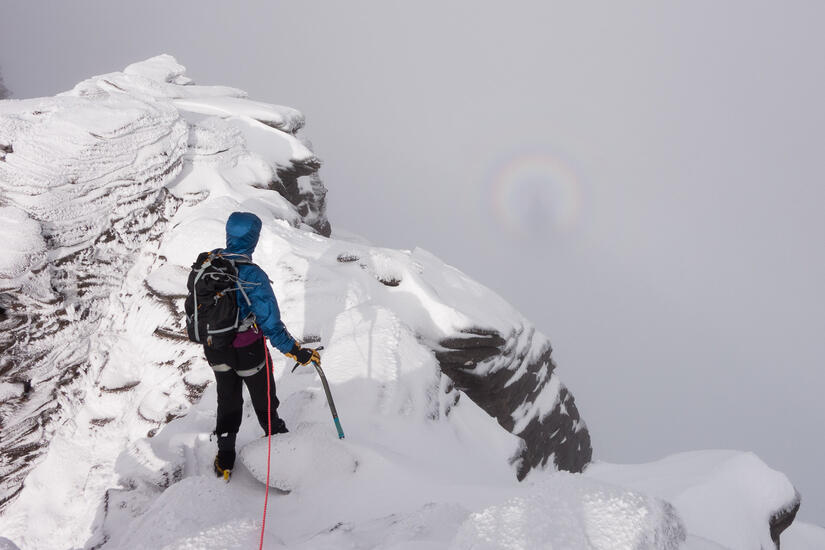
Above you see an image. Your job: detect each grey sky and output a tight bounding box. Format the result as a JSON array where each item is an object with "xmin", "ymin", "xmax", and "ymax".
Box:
[{"xmin": 2, "ymin": 1, "xmax": 823, "ymax": 522}]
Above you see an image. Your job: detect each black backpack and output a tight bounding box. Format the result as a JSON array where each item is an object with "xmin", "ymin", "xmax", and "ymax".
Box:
[{"xmin": 184, "ymin": 251, "xmax": 251, "ymax": 349}]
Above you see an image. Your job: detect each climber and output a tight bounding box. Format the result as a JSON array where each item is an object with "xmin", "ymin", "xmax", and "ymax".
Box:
[{"xmin": 203, "ymin": 211, "xmax": 320, "ymax": 479}]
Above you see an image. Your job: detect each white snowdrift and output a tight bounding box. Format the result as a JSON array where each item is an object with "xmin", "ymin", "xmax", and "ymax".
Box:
[
  {"xmin": 0, "ymin": 86, "xmax": 186, "ymax": 253},
  {"xmin": 452, "ymin": 472, "xmax": 686, "ymax": 550},
  {"xmin": 586, "ymin": 451, "xmax": 800, "ymax": 550},
  {"xmin": 783, "ymin": 522, "xmax": 825, "ymax": 550},
  {"xmin": 0, "ymin": 206, "xmax": 46, "ymax": 288},
  {"xmin": 109, "ymin": 476, "xmax": 287, "ymax": 550},
  {"xmin": 239, "ymin": 423, "xmax": 359, "ymax": 492},
  {"xmin": 173, "ymin": 96, "xmax": 305, "ymax": 134}
]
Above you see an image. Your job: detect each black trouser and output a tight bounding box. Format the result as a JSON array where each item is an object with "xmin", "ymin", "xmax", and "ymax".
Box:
[{"xmin": 207, "ymin": 336, "xmax": 287, "ymax": 454}]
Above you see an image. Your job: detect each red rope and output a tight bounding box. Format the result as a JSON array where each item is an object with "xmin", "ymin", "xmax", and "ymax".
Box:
[{"xmin": 259, "ymin": 338, "xmax": 273, "ymax": 550}]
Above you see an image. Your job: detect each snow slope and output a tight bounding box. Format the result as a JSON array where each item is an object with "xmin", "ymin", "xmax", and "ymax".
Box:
[
  {"xmin": 783, "ymin": 522, "xmax": 825, "ymax": 550},
  {"xmin": 0, "ymin": 55, "xmax": 814, "ymax": 549}
]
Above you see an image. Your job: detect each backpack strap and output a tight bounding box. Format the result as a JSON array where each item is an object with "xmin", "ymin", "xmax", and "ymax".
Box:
[
  {"xmin": 217, "ymin": 252, "xmax": 257, "ymax": 306},
  {"xmin": 236, "ymin": 274, "xmax": 252, "ymax": 307},
  {"xmin": 214, "ymin": 253, "xmax": 254, "ymax": 311},
  {"xmin": 191, "ymin": 252, "xmax": 215, "ymax": 343},
  {"xmin": 211, "ymin": 250, "xmax": 263, "ymax": 329}
]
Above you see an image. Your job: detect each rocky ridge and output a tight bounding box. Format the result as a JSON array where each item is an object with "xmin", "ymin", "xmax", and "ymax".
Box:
[{"xmin": 0, "ymin": 55, "xmax": 330, "ymax": 514}]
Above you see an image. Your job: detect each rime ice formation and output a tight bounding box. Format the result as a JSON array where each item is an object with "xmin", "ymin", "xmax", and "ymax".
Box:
[
  {"xmin": 452, "ymin": 472, "xmax": 686, "ymax": 550},
  {"xmin": 0, "ymin": 55, "xmax": 328, "ymax": 522},
  {"xmin": 586, "ymin": 451, "xmax": 801, "ymax": 549},
  {"xmin": 0, "ymin": 69, "xmax": 188, "ymax": 512}
]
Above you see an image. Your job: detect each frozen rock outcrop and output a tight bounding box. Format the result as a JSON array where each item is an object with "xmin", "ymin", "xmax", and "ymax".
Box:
[
  {"xmin": 0, "ymin": 55, "xmax": 330, "ymax": 514},
  {"xmin": 436, "ymin": 327, "xmax": 591, "ymax": 477},
  {"xmin": 0, "ymin": 82, "xmax": 187, "ymax": 509}
]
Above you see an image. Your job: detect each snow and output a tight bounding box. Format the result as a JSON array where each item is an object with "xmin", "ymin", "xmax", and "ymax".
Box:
[
  {"xmin": 0, "ymin": 206, "xmax": 46, "ymax": 288},
  {"xmin": 84, "ymin": 368, "xmax": 523, "ymax": 549},
  {"xmin": 173, "ymin": 96, "xmax": 305, "ymax": 133},
  {"xmin": 101, "ymin": 403, "xmax": 696, "ymax": 550},
  {"xmin": 70, "ymin": 54, "xmax": 247, "ymax": 101},
  {"xmin": 123, "ymin": 54, "xmax": 193, "ymax": 86},
  {"xmin": 110, "ymin": 477, "xmax": 285, "ymax": 550},
  {"xmin": 239, "ymin": 423, "xmax": 359, "ymax": 492},
  {"xmin": 0, "ymin": 80, "xmax": 187, "ymax": 253},
  {"xmin": 144, "ymin": 262, "xmax": 189, "ymax": 297},
  {"xmin": 452, "ymin": 473, "xmax": 685, "ymax": 550},
  {"xmin": 585, "ymin": 451, "xmax": 801, "ymax": 549},
  {"xmin": 783, "ymin": 521, "xmax": 825, "ymax": 550}
]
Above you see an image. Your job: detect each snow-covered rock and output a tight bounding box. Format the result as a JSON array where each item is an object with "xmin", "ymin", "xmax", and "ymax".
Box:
[
  {"xmin": 0, "ymin": 78, "xmax": 187, "ymax": 511},
  {"xmin": 586, "ymin": 451, "xmax": 801, "ymax": 549},
  {"xmin": 451, "ymin": 472, "xmax": 686, "ymax": 550},
  {"xmin": 0, "ymin": 54, "xmax": 328, "ymax": 527},
  {"xmin": 239, "ymin": 423, "xmax": 359, "ymax": 492},
  {"xmin": 0, "ymin": 206, "xmax": 47, "ymax": 286}
]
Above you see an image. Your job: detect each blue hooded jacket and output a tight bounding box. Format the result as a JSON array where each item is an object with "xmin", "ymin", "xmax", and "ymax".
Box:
[{"xmin": 222, "ymin": 212, "xmax": 295, "ymax": 354}]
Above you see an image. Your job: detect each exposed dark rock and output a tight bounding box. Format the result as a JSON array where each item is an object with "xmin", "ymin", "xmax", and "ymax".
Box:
[
  {"xmin": 378, "ymin": 276, "xmax": 402, "ymax": 287},
  {"xmin": 153, "ymin": 327, "xmax": 189, "ymax": 342},
  {"xmin": 90, "ymin": 418, "xmax": 115, "ymax": 427},
  {"xmin": 273, "ymin": 160, "xmax": 330, "ymax": 237},
  {"xmin": 100, "ymin": 381, "xmax": 141, "ymax": 394},
  {"xmin": 772, "ymin": 491, "xmax": 801, "ymax": 549},
  {"xmin": 435, "ymin": 327, "xmax": 592, "ymax": 479}
]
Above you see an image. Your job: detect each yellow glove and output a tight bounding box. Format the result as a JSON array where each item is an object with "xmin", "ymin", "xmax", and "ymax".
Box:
[{"xmin": 286, "ymin": 343, "xmax": 321, "ymax": 365}]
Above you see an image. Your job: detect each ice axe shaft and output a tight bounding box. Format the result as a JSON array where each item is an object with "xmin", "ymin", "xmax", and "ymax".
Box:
[
  {"xmin": 291, "ymin": 348, "xmax": 345, "ymax": 439},
  {"xmin": 313, "ymin": 362, "xmax": 345, "ymax": 439}
]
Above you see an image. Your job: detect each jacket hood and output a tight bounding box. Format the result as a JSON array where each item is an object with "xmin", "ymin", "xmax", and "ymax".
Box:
[{"xmin": 224, "ymin": 211, "xmax": 262, "ymax": 256}]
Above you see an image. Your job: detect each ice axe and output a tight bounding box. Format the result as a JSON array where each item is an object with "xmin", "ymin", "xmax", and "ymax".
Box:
[{"xmin": 291, "ymin": 346, "xmax": 345, "ymax": 439}]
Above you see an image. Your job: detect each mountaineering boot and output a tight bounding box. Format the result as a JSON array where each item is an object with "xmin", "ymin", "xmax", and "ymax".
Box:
[
  {"xmin": 214, "ymin": 455, "xmax": 232, "ymax": 481},
  {"xmin": 214, "ymin": 432, "xmax": 237, "ymax": 481},
  {"xmin": 270, "ymin": 417, "xmax": 289, "ymax": 435}
]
